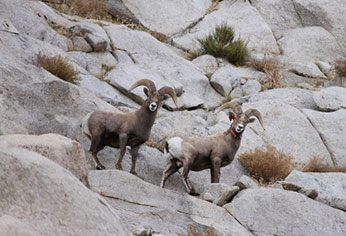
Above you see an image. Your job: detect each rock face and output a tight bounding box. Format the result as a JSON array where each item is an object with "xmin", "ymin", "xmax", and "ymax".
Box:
[
  {"xmin": 0, "ymin": 145, "xmax": 129, "ymax": 236},
  {"xmin": 282, "ymin": 170, "xmax": 346, "ymax": 211},
  {"xmin": 108, "ymin": 0, "xmax": 211, "ymax": 36},
  {"xmin": 88, "ymin": 170, "xmax": 253, "ymax": 236},
  {"xmin": 192, "ymin": 55, "xmax": 219, "ymax": 77},
  {"xmin": 239, "ymin": 101, "xmax": 333, "ymax": 165},
  {"xmin": 173, "ymin": 0, "xmax": 279, "ymax": 54},
  {"xmin": 210, "ymin": 65, "xmax": 241, "ymax": 97},
  {"xmin": 312, "ymin": 87, "xmax": 346, "ymax": 111},
  {"xmin": 104, "ymin": 24, "xmax": 223, "ymax": 109},
  {"xmin": 225, "ymin": 188, "xmax": 346, "ymax": 236},
  {"xmin": 293, "ymin": 0, "xmax": 346, "ymax": 55},
  {"xmin": 200, "ymin": 183, "xmax": 240, "ymax": 206},
  {"xmin": 1, "ymin": 0, "xmax": 346, "ymax": 234},
  {"xmin": 303, "ymin": 109, "xmax": 346, "ymax": 167},
  {"xmin": 0, "ymin": 215, "xmax": 40, "ymax": 236},
  {"xmin": 248, "ymin": 88, "xmax": 316, "ymax": 109},
  {"xmin": 278, "ymin": 27, "xmax": 343, "ymax": 63},
  {"xmin": 0, "ymin": 134, "xmax": 89, "ymax": 184}
]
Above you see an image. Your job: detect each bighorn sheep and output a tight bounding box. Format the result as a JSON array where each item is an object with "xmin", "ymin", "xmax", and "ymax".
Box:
[
  {"xmin": 87, "ymin": 79, "xmax": 178, "ymax": 174},
  {"xmin": 160, "ymin": 102, "xmax": 264, "ymax": 195}
]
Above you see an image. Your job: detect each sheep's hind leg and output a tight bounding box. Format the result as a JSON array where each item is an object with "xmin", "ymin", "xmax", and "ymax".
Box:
[
  {"xmin": 115, "ymin": 133, "xmax": 127, "ymax": 170},
  {"xmin": 160, "ymin": 158, "xmax": 180, "ymax": 188},
  {"xmin": 129, "ymin": 145, "xmax": 141, "ymax": 175},
  {"xmin": 181, "ymin": 160, "xmax": 198, "ymax": 196}
]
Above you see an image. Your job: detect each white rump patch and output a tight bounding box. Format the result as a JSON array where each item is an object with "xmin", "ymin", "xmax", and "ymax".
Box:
[{"xmin": 167, "ymin": 137, "xmax": 184, "ymax": 159}]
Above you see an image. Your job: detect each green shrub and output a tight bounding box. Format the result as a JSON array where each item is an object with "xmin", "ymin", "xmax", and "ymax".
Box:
[
  {"xmin": 190, "ymin": 24, "xmax": 248, "ymax": 66},
  {"xmin": 37, "ymin": 52, "xmax": 79, "ymax": 84}
]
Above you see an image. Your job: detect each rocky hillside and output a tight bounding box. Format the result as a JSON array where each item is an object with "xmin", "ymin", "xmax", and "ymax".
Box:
[{"xmin": 0, "ymin": 0, "xmax": 345, "ymax": 235}]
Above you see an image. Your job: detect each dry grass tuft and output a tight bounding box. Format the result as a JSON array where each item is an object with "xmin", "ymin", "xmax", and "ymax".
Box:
[
  {"xmin": 48, "ymin": 0, "xmax": 168, "ymax": 42},
  {"xmin": 300, "ymin": 157, "xmax": 346, "ymax": 173},
  {"xmin": 239, "ymin": 145, "xmax": 295, "ymax": 184},
  {"xmin": 178, "ymin": 225, "xmax": 222, "ymax": 236},
  {"xmin": 334, "ymin": 59, "xmax": 346, "ymax": 77},
  {"xmin": 51, "ymin": 0, "xmax": 110, "ymax": 21},
  {"xmin": 249, "ymin": 54, "xmax": 284, "ymax": 90},
  {"xmin": 37, "ymin": 52, "xmax": 79, "ymax": 83}
]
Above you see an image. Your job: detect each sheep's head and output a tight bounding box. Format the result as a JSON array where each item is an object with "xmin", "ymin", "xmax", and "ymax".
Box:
[
  {"xmin": 215, "ymin": 102, "xmax": 265, "ymax": 136},
  {"xmin": 129, "ymin": 79, "xmax": 178, "ymax": 112}
]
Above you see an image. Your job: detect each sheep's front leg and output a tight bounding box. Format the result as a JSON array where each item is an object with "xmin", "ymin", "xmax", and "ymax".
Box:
[
  {"xmin": 129, "ymin": 145, "xmax": 141, "ymax": 175},
  {"xmin": 211, "ymin": 157, "xmax": 221, "ymax": 183},
  {"xmin": 115, "ymin": 133, "xmax": 128, "ymax": 170}
]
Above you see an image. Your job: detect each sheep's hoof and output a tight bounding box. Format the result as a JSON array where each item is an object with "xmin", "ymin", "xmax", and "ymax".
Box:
[
  {"xmin": 130, "ymin": 170, "xmax": 138, "ymax": 176},
  {"xmin": 115, "ymin": 164, "xmax": 123, "ymax": 170},
  {"xmin": 96, "ymin": 164, "xmax": 105, "ymax": 170}
]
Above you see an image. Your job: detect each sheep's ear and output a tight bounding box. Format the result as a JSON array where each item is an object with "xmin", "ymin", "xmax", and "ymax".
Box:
[
  {"xmin": 249, "ymin": 118, "xmax": 256, "ymax": 123},
  {"xmin": 143, "ymin": 88, "xmax": 150, "ymax": 97}
]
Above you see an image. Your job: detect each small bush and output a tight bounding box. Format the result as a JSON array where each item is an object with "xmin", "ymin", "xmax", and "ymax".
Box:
[
  {"xmin": 301, "ymin": 157, "xmax": 346, "ymax": 173},
  {"xmin": 190, "ymin": 24, "xmax": 248, "ymax": 66},
  {"xmin": 37, "ymin": 52, "xmax": 79, "ymax": 83},
  {"xmin": 239, "ymin": 145, "xmax": 295, "ymax": 183},
  {"xmin": 50, "ymin": 0, "xmax": 110, "ymax": 21},
  {"xmin": 178, "ymin": 225, "xmax": 222, "ymax": 236},
  {"xmin": 334, "ymin": 59, "xmax": 346, "ymax": 77},
  {"xmin": 249, "ymin": 54, "xmax": 284, "ymax": 90}
]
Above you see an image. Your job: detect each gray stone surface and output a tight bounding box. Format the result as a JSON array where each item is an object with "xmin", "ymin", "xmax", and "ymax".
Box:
[
  {"xmin": 71, "ymin": 36, "xmax": 93, "ymax": 53},
  {"xmin": 88, "ymin": 169, "xmax": 253, "ymax": 236},
  {"xmin": 312, "ymin": 87, "xmax": 346, "ymax": 111},
  {"xmin": 104, "ymin": 24, "xmax": 223, "ymax": 109},
  {"xmin": 287, "ymin": 61, "xmax": 326, "ymax": 79},
  {"xmin": 251, "ymin": 0, "xmax": 301, "ymax": 36},
  {"xmin": 85, "ymin": 33, "xmax": 108, "ymax": 52},
  {"xmin": 248, "ymin": 88, "xmax": 317, "ymax": 109},
  {"xmin": 0, "ymin": 145, "xmax": 130, "ymax": 236},
  {"xmin": 109, "ymin": 0, "xmax": 211, "ymax": 36},
  {"xmin": 278, "ymin": 27, "xmax": 343, "ymax": 62},
  {"xmin": 201, "ymin": 183, "xmax": 240, "ymax": 206},
  {"xmin": 0, "ymin": 215, "xmax": 40, "ymax": 236},
  {"xmin": 210, "ymin": 65, "xmax": 241, "ymax": 97},
  {"xmin": 192, "ymin": 54, "xmax": 219, "ymax": 77},
  {"xmin": 225, "ymin": 188, "xmax": 346, "ymax": 236},
  {"xmin": 241, "ymin": 79, "xmax": 261, "ymax": 96},
  {"xmin": 230, "ymin": 87, "xmax": 243, "ymax": 99},
  {"xmin": 234, "ymin": 175, "xmax": 259, "ymax": 190},
  {"xmin": 172, "ymin": 0, "xmax": 279, "ymax": 54},
  {"xmin": 303, "ymin": 108, "xmax": 346, "ymax": 167},
  {"xmin": 239, "ymin": 101, "xmax": 332, "ymax": 165},
  {"xmin": 0, "ymin": 134, "xmax": 89, "ymax": 184},
  {"xmin": 282, "ymin": 170, "xmax": 346, "ymax": 211},
  {"xmin": 293, "ymin": 0, "xmax": 346, "ymax": 55}
]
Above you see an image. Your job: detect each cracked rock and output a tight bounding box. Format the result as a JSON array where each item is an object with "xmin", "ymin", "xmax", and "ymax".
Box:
[{"xmin": 85, "ymin": 33, "xmax": 108, "ymax": 52}]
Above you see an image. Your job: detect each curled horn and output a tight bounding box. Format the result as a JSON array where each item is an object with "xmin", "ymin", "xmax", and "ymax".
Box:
[
  {"xmin": 158, "ymin": 86, "xmax": 178, "ymax": 108},
  {"xmin": 214, "ymin": 101, "xmax": 243, "ymax": 114},
  {"xmin": 245, "ymin": 109, "xmax": 265, "ymax": 130},
  {"xmin": 129, "ymin": 79, "xmax": 157, "ymax": 93}
]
